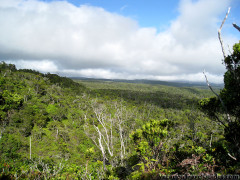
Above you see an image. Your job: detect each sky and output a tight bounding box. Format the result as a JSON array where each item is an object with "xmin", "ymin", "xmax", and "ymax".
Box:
[{"xmin": 0, "ymin": 0, "xmax": 240, "ymax": 83}]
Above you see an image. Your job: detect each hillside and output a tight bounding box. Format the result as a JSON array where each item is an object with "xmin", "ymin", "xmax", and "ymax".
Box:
[
  {"xmin": 71, "ymin": 77, "xmax": 223, "ymax": 89},
  {"xmin": 0, "ymin": 62, "xmax": 236, "ymax": 179}
]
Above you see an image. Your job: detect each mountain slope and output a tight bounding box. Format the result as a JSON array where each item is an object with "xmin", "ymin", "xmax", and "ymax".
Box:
[{"xmin": 0, "ymin": 62, "xmax": 228, "ymax": 179}]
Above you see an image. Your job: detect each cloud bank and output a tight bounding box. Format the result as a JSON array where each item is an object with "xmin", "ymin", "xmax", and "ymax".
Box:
[{"xmin": 0, "ymin": 0, "xmax": 238, "ymax": 83}]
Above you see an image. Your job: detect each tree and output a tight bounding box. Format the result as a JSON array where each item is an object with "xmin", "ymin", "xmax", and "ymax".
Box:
[
  {"xmin": 84, "ymin": 99, "xmax": 129, "ymax": 169},
  {"xmin": 199, "ymin": 9, "xmax": 240, "ymax": 164},
  {"xmin": 220, "ymin": 41, "xmax": 240, "ymax": 161},
  {"xmin": 130, "ymin": 119, "xmax": 173, "ymax": 174}
]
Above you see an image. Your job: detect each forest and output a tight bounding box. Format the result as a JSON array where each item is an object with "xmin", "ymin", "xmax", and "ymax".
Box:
[{"xmin": 0, "ymin": 39, "xmax": 239, "ymax": 179}]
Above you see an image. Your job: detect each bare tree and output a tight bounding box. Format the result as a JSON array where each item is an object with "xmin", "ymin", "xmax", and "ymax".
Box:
[
  {"xmin": 115, "ymin": 103, "xmax": 126, "ymax": 165},
  {"xmin": 84, "ymin": 99, "xmax": 129, "ymax": 168},
  {"xmin": 84, "ymin": 100, "xmax": 114, "ymax": 169}
]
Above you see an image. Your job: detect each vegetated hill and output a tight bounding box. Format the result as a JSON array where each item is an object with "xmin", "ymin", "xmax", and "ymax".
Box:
[
  {"xmin": 71, "ymin": 77, "xmax": 224, "ymax": 89},
  {"xmin": 0, "ymin": 62, "xmax": 233, "ymax": 179},
  {"xmin": 74, "ymin": 78, "xmax": 218, "ymax": 100}
]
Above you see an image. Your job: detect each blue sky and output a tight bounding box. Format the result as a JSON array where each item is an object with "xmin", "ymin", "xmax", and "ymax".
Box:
[
  {"xmin": 40, "ymin": 0, "xmax": 240, "ymax": 34},
  {"xmin": 67, "ymin": 0, "xmax": 179, "ymax": 29},
  {"xmin": 1, "ymin": 0, "xmax": 240, "ymax": 83},
  {"xmin": 42, "ymin": 0, "xmax": 180, "ymax": 26}
]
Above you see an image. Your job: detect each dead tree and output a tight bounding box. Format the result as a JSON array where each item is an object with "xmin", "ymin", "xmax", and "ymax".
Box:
[
  {"xmin": 84, "ymin": 100, "xmax": 114, "ymax": 169},
  {"xmin": 115, "ymin": 103, "xmax": 126, "ymax": 165},
  {"xmin": 203, "ymin": 7, "xmax": 238, "ymax": 161},
  {"xmin": 84, "ymin": 99, "xmax": 129, "ymax": 168}
]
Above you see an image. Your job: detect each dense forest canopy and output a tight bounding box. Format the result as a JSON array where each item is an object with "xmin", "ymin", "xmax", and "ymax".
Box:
[
  {"xmin": 0, "ymin": 0, "xmax": 240, "ymax": 178},
  {"xmin": 0, "ymin": 53, "xmax": 239, "ymax": 179}
]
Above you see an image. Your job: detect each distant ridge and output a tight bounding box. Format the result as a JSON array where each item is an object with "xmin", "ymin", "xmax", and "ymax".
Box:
[{"xmin": 70, "ymin": 77, "xmax": 223, "ymax": 88}]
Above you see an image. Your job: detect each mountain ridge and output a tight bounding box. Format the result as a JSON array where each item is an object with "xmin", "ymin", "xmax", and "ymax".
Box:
[{"xmin": 70, "ymin": 76, "xmax": 223, "ymax": 88}]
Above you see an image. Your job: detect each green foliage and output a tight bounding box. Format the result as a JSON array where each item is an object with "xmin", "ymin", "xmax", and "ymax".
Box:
[
  {"xmin": 0, "ymin": 61, "xmax": 229, "ymax": 178},
  {"xmin": 45, "ymin": 73, "xmax": 86, "ymax": 92},
  {"xmin": 18, "ymin": 68, "xmax": 42, "ymax": 75},
  {"xmin": 222, "ymin": 42, "xmax": 240, "ymax": 118},
  {"xmin": 0, "ymin": 61, "xmax": 16, "ymax": 72},
  {"xmin": 181, "ymin": 146, "xmax": 216, "ymax": 175},
  {"xmin": 130, "ymin": 119, "xmax": 173, "ymax": 177},
  {"xmin": 0, "ymin": 90, "xmax": 23, "ymax": 111},
  {"xmin": 0, "ymin": 133, "xmax": 23, "ymax": 159},
  {"xmin": 200, "ymin": 41, "xmax": 240, "ymax": 171}
]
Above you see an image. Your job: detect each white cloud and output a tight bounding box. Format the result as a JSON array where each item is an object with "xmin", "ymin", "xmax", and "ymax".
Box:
[
  {"xmin": 0, "ymin": 0, "xmax": 238, "ymax": 83},
  {"xmin": 6, "ymin": 60, "xmax": 58, "ymax": 72},
  {"xmin": 171, "ymin": 0, "xmax": 229, "ymax": 46},
  {"xmin": 61, "ymin": 68, "xmax": 223, "ymax": 84}
]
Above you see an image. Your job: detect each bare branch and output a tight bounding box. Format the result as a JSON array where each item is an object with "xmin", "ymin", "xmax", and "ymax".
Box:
[
  {"xmin": 228, "ymin": 153, "xmax": 237, "ymax": 161},
  {"xmin": 227, "ymin": 44, "xmax": 233, "ymax": 55},
  {"xmin": 203, "ymin": 71, "xmax": 231, "ymax": 122},
  {"xmin": 213, "ymin": 114, "xmax": 227, "ymax": 128},
  {"xmin": 93, "ymin": 108, "xmax": 113, "ymax": 157},
  {"xmin": 116, "ymin": 106, "xmax": 126, "ymax": 165},
  {"xmin": 30, "ymin": 136, "xmax": 32, "ymax": 160},
  {"xmin": 94, "ymin": 125, "xmax": 107, "ymax": 169},
  {"xmin": 210, "ymin": 133, "xmax": 212, "ymax": 148},
  {"xmin": 218, "ymin": 7, "xmax": 231, "ymax": 60},
  {"xmin": 233, "ymin": 23, "xmax": 240, "ymax": 32}
]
